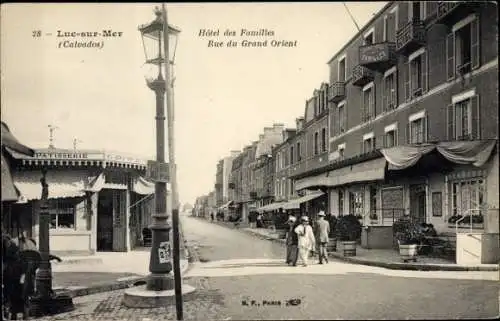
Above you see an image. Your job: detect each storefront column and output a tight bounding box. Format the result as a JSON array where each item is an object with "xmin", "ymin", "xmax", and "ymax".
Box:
[
  {"xmin": 125, "ymin": 190, "xmax": 131, "ymax": 252},
  {"xmin": 90, "ymin": 193, "xmax": 98, "ymax": 254}
]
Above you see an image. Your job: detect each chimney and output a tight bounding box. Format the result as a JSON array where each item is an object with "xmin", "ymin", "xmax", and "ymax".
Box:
[
  {"xmin": 263, "ymin": 126, "xmax": 273, "ymax": 135},
  {"xmin": 295, "ymin": 117, "xmax": 304, "ymax": 131},
  {"xmin": 230, "ymin": 150, "xmax": 240, "ymax": 158}
]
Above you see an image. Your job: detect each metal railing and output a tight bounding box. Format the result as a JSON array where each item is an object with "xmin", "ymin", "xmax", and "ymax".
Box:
[
  {"xmin": 369, "ymin": 208, "xmax": 407, "ymax": 226},
  {"xmin": 455, "ymin": 209, "xmax": 483, "ymax": 234}
]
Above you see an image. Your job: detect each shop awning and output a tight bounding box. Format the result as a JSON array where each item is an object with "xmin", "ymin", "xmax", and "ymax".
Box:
[
  {"xmin": 2, "ymin": 153, "xmax": 19, "ymax": 201},
  {"xmin": 12, "ymin": 170, "xmax": 105, "ymax": 201},
  {"xmin": 218, "ymin": 201, "xmax": 233, "ymax": 210},
  {"xmin": 1, "ymin": 122, "xmax": 34, "ymax": 157},
  {"xmin": 256, "ymin": 202, "xmax": 286, "ymax": 213},
  {"xmin": 132, "ymin": 176, "xmax": 155, "ymax": 195},
  {"xmin": 282, "ymin": 191, "xmax": 324, "ymax": 210},
  {"xmin": 294, "ymin": 172, "xmax": 330, "ymax": 191},
  {"xmin": 381, "ymin": 140, "xmax": 497, "ymax": 170}
]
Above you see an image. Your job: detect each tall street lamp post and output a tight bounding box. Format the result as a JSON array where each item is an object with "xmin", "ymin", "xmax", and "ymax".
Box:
[{"xmin": 124, "ymin": 6, "xmax": 194, "ymax": 316}]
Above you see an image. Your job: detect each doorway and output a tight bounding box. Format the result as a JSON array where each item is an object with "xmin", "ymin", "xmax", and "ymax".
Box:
[
  {"xmin": 97, "ymin": 189, "xmax": 114, "ymax": 251},
  {"xmin": 409, "ymin": 184, "xmax": 426, "ymax": 224}
]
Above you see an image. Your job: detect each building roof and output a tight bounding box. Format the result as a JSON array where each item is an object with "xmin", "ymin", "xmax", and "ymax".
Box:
[{"xmin": 1, "ymin": 122, "xmax": 34, "ymax": 157}]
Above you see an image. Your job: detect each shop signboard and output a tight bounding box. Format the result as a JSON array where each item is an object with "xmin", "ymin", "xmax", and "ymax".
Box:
[{"xmin": 146, "ymin": 160, "xmax": 170, "ymax": 183}]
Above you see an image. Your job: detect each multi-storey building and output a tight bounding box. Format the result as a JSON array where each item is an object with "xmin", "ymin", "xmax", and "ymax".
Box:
[
  {"xmin": 215, "ymin": 159, "xmax": 224, "ymax": 207},
  {"xmin": 290, "ymin": 2, "xmax": 498, "ymax": 243}
]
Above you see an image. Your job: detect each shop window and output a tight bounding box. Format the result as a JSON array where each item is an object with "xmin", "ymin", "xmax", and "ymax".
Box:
[
  {"xmin": 349, "ymin": 190, "xmax": 364, "ymax": 218},
  {"xmin": 450, "ymin": 178, "xmax": 484, "ymax": 216},
  {"xmin": 447, "ymin": 15, "xmax": 480, "ymax": 80},
  {"xmin": 49, "ymin": 198, "xmax": 79, "ymax": 230}
]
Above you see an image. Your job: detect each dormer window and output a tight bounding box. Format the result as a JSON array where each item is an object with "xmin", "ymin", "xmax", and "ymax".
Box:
[{"xmin": 364, "ymin": 28, "xmax": 375, "ymax": 45}]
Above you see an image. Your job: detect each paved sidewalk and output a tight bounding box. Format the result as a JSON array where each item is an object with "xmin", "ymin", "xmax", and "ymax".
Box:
[{"xmin": 198, "ymin": 217, "xmax": 499, "ymax": 272}]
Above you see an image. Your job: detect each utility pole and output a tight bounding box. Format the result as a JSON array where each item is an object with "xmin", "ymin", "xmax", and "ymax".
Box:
[{"xmin": 162, "ymin": 3, "xmax": 183, "ymax": 320}]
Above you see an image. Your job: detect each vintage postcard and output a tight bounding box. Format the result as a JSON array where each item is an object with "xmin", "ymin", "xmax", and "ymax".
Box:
[{"xmin": 1, "ymin": 2, "xmax": 499, "ymax": 321}]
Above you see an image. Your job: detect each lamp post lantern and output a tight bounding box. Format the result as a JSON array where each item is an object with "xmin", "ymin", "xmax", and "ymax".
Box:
[{"xmin": 123, "ymin": 5, "xmax": 194, "ymax": 316}]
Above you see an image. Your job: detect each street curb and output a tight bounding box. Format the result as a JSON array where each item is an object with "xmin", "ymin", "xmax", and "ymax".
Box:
[
  {"xmin": 57, "ymin": 261, "xmax": 191, "ymax": 298},
  {"xmin": 198, "ymin": 217, "xmax": 499, "ymax": 272}
]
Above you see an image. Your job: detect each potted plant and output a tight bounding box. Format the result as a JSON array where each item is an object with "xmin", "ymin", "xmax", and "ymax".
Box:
[
  {"xmin": 335, "ymin": 214, "xmax": 362, "ymax": 257},
  {"xmin": 326, "ymin": 214, "xmax": 338, "ymax": 252},
  {"xmin": 393, "ymin": 218, "xmax": 422, "ymax": 263}
]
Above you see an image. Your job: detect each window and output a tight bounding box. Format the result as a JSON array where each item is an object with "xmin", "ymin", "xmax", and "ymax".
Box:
[
  {"xmin": 282, "ymin": 178, "xmax": 286, "ymax": 198},
  {"xmin": 362, "ymin": 84, "xmax": 375, "ymax": 121},
  {"xmin": 450, "ymin": 178, "xmax": 485, "ymax": 216},
  {"xmin": 314, "ymin": 132, "xmax": 319, "ymax": 155},
  {"xmin": 363, "ymin": 133, "xmax": 376, "ymax": 153},
  {"xmin": 407, "ymin": 112, "xmax": 427, "ymax": 144},
  {"xmin": 49, "ymin": 198, "xmax": 79, "ymax": 229},
  {"xmin": 289, "ymin": 179, "xmax": 295, "ymax": 197},
  {"xmin": 349, "ymin": 190, "xmax": 364, "ymax": 218},
  {"xmin": 384, "ymin": 129, "xmax": 397, "ymax": 147},
  {"xmin": 338, "ymin": 190, "xmax": 344, "ymax": 215},
  {"xmin": 338, "ymin": 103, "xmax": 346, "ymax": 133},
  {"xmin": 448, "ymin": 93, "xmax": 479, "ymax": 140},
  {"xmin": 296, "ymin": 142, "xmax": 301, "ymax": 161},
  {"xmin": 290, "ymin": 145, "xmax": 294, "ymax": 164},
  {"xmin": 447, "ymin": 15, "xmax": 480, "ymax": 80},
  {"xmin": 406, "ymin": 49, "xmax": 428, "ymax": 100},
  {"xmin": 321, "ymin": 128, "xmax": 327, "ymax": 152},
  {"xmin": 383, "ymin": 69, "xmax": 397, "ymax": 111},
  {"xmin": 364, "ymin": 29, "xmax": 374, "ymax": 45},
  {"xmin": 338, "ymin": 56, "xmax": 346, "ymax": 82},
  {"xmin": 369, "ymin": 186, "xmax": 378, "ymax": 218},
  {"xmin": 384, "ymin": 7, "xmax": 398, "ymax": 42},
  {"xmin": 408, "ymin": 1, "xmax": 425, "ymax": 22}
]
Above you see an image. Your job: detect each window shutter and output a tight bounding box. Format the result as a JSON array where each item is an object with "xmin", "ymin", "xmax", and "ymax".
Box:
[
  {"xmin": 422, "ymin": 51, "xmax": 428, "ymax": 93},
  {"xmin": 373, "ymin": 136, "xmax": 377, "ymax": 149},
  {"xmin": 423, "ymin": 114, "xmax": 428, "ymax": 143},
  {"xmin": 382, "ymin": 77, "xmax": 387, "ymax": 112},
  {"xmin": 447, "ymin": 104, "xmax": 455, "ymax": 141},
  {"xmin": 394, "ymin": 69, "xmax": 398, "ymax": 107},
  {"xmin": 470, "ymin": 95, "xmax": 480, "ymax": 140},
  {"xmin": 383, "ymin": 133, "xmax": 387, "ymax": 148},
  {"xmin": 471, "ymin": 17, "xmax": 480, "ymax": 70},
  {"xmin": 404, "ymin": 59, "xmax": 410, "ymax": 102},
  {"xmin": 344, "ymin": 103, "xmax": 348, "ymax": 131},
  {"xmin": 371, "ymin": 85, "xmax": 376, "ymax": 116},
  {"xmin": 446, "ymin": 33, "xmax": 455, "ymax": 80},
  {"xmin": 406, "ymin": 122, "xmax": 411, "ymax": 144},
  {"xmin": 408, "ymin": 1, "xmax": 413, "ymax": 21}
]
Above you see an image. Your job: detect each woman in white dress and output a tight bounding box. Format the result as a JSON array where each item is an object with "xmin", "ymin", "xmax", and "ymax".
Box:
[{"xmin": 294, "ymin": 216, "xmax": 316, "ymax": 266}]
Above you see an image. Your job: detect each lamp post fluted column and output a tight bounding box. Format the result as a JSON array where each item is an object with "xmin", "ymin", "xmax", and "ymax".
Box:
[
  {"xmin": 146, "ymin": 72, "xmax": 174, "ymax": 291},
  {"xmin": 35, "ymin": 168, "xmax": 52, "ymax": 297}
]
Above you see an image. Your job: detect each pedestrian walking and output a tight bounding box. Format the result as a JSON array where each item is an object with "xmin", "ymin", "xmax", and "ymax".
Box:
[
  {"xmin": 285, "ymin": 216, "xmax": 299, "ymax": 266},
  {"xmin": 294, "ymin": 216, "xmax": 316, "ymax": 267},
  {"xmin": 315, "ymin": 211, "xmax": 330, "ymax": 264},
  {"xmin": 210, "ymin": 212, "xmax": 214, "ymax": 222}
]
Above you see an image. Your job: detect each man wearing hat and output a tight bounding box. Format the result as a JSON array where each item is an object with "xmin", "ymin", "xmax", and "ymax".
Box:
[
  {"xmin": 316, "ymin": 210, "xmax": 330, "ymax": 264},
  {"xmin": 294, "ymin": 216, "xmax": 316, "ymax": 266},
  {"xmin": 285, "ymin": 216, "xmax": 299, "ymax": 266}
]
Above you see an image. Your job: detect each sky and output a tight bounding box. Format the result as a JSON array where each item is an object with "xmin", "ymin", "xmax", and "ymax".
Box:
[{"xmin": 1, "ymin": 2, "xmax": 387, "ymax": 206}]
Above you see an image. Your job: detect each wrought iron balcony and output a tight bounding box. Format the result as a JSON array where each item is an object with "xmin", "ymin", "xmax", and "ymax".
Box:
[
  {"xmin": 396, "ymin": 19, "xmax": 426, "ymax": 56},
  {"xmin": 352, "ymin": 65, "xmax": 374, "ymax": 87},
  {"xmin": 249, "ymin": 191, "xmax": 258, "ymax": 199},
  {"xmin": 328, "ymin": 81, "xmax": 345, "ymax": 103},
  {"xmin": 358, "ymin": 42, "xmax": 397, "ymax": 72},
  {"xmin": 433, "ymin": 1, "xmax": 480, "ymax": 27}
]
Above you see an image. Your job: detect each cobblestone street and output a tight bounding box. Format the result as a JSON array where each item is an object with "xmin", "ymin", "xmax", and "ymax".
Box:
[{"xmin": 32, "ymin": 216, "xmax": 499, "ymax": 320}]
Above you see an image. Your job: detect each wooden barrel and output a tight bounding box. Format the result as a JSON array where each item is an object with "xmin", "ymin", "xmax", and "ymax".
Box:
[{"xmin": 342, "ymin": 241, "xmax": 357, "ymax": 257}]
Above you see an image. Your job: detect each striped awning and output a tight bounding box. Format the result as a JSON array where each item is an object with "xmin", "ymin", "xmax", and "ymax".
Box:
[
  {"xmin": 132, "ymin": 176, "xmax": 155, "ymax": 195},
  {"xmin": 282, "ymin": 191, "xmax": 324, "ymax": 210},
  {"xmin": 12, "ymin": 170, "xmax": 105, "ymax": 201}
]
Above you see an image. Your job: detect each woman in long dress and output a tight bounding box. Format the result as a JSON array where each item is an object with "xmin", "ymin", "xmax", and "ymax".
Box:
[{"xmin": 294, "ymin": 216, "xmax": 316, "ymax": 267}]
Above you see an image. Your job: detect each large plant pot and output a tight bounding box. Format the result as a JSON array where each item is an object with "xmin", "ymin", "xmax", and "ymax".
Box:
[
  {"xmin": 327, "ymin": 238, "xmax": 337, "ymax": 252},
  {"xmin": 399, "ymin": 244, "xmax": 418, "ymax": 263},
  {"xmin": 342, "ymin": 241, "xmax": 357, "ymax": 257}
]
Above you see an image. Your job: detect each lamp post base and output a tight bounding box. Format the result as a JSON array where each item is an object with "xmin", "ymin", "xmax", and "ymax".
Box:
[
  {"xmin": 146, "ymin": 272, "xmax": 175, "ymax": 291},
  {"xmin": 30, "ymin": 291, "xmax": 74, "ymax": 317},
  {"xmin": 122, "ymin": 282, "xmax": 196, "ymax": 308}
]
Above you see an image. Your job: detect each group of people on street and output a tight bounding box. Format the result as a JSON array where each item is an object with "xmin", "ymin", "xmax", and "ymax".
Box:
[{"xmin": 285, "ymin": 210, "xmax": 330, "ymax": 267}]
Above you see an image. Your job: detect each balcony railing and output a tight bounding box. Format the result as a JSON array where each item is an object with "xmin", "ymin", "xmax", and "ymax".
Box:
[
  {"xmin": 249, "ymin": 191, "xmax": 258, "ymax": 199},
  {"xmin": 396, "ymin": 19, "xmax": 426, "ymax": 56},
  {"xmin": 352, "ymin": 65, "xmax": 374, "ymax": 87},
  {"xmin": 433, "ymin": 1, "xmax": 479, "ymax": 27},
  {"xmin": 358, "ymin": 42, "xmax": 397, "ymax": 72},
  {"xmin": 328, "ymin": 81, "xmax": 345, "ymax": 103}
]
